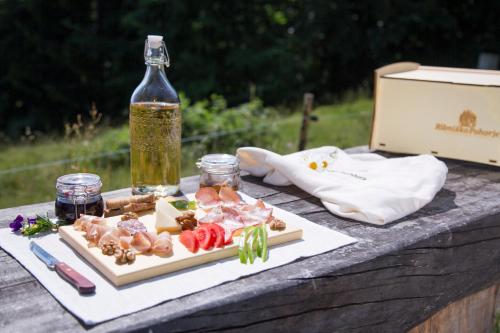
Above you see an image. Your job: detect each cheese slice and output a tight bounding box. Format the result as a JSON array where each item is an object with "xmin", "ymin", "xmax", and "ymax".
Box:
[{"xmin": 155, "ymin": 198, "xmax": 182, "ymax": 233}]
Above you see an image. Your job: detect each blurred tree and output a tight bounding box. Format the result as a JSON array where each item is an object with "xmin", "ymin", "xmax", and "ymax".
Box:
[{"xmin": 0, "ymin": 0, "xmax": 499, "ymax": 138}]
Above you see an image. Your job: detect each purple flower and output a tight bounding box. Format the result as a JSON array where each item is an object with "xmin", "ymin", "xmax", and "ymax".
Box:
[
  {"xmin": 27, "ymin": 216, "xmax": 37, "ymax": 225},
  {"xmin": 9, "ymin": 215, "xmax": 24, "ymax": 232}
]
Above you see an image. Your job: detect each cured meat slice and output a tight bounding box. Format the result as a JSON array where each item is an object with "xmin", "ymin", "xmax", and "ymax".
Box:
[
  {"xmin": 97, "ymin": 228, "xmax": 131, "ymax": 248},
  {"xmin": 85, "ymin": 224, "xmax": 111, "ymax": 246},
  {"xmin": 144, "ymin": 231, "xmax": 158, "ymax": 246},
  {"xmin": 131, "ymin": 231, "xmax": 153, "ymax": 253},
  {"xmin": 74, "ymin": 215, "xmax": 92, "ymax": 231},
  {"xmin": 119, "ymin": 236, "xmax": 133, "ymax": 249},
  {"xmin": 216, "ymin": 222, "xmax": 240, "ymax": 244},
  {"xmin": 219, "ymin": 186, "xmax": 241, "ymax": 206},
  {"xmin": 152, "ymin": 232, "xmax": 173, "ymax": 256},
  {"xmin": 239, "ymin": 206, "xmax": 273, "ymax": 226},
  {"xmin": 221, "ymin": 206, "xmax": 244, "ymax": 224},
  {"xmin": 198, "ymin": 206, "xmax": 224, "ymax": 224},
  {"xmin": 74, "ymin": 214, "xmax": 106, "ymax": 232},
  {"xmin": 195, "ymin": 187, "xmax": 222, "ymax": 210},
  {"xmin": 195, "ymin": 190, "xmax": 274, "ymax": 243},
  {"xmin": 217, "ymin": 207, "xmax": 247, "ymax": 243}
]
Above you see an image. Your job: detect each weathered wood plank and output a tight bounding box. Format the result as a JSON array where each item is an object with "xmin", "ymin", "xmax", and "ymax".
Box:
[
  {"xmin": 0, "ymin": 250, "xmax": 34, "ymax": 289},
  {"xmin": 0, "ymin": 280, "xmax": 81, "ymax": 333},
  {"xmin": 409, "ymin": 284, "xmax": 498, "ymax": 333},
  {"xmin": 153, "ymin": 213, "xmax": 500, "ymax": 333},
  {"xmin": 1, "ymin": 149, "xmax": 500, "ymax": 332}
]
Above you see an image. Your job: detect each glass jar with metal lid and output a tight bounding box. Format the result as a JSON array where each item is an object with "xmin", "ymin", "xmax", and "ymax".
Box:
[
  {"xmin": 55, "ymin": 173, "xmax": 104, "ymax": 223},
  {"xmin": 197, "ymin": 154, "xmax": 240, "ymax": 191}
]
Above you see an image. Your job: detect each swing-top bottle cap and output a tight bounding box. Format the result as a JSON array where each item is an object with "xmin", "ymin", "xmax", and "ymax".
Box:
[
  {"xmin": 147, "ymin": 35, "xmax": 163, "ymax": 48},
  {"xmin": 144, "ymin": 35, "xmax": 170, "ymax": 66}
]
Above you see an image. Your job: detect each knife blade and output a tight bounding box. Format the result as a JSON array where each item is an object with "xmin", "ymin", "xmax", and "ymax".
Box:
[{"xmin": 30, "ymin": 241, "xmax": 96, "ymax": 294}]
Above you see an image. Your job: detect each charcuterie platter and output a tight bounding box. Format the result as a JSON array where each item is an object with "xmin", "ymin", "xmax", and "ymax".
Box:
[{"xmin": 59, "ymin": 188, "xmax": 303, "ymax": 286}]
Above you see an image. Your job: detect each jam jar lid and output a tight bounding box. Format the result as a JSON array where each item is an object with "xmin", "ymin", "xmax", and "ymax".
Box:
[
  {"xmin": 56, "ymin": 173, "xmax": 102, "ymax": 199},
  {"xmin": 197, "ymin": 154, "xmax": 239, "ymax": 174}
]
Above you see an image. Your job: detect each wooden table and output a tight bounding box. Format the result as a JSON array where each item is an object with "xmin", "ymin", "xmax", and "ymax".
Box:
[{"xmin": 2, "ymin": 147, "xmax": 500, "ymax": 332}]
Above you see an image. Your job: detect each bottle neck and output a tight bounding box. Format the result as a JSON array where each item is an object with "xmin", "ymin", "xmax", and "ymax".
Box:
[
  {"xmin": 144, "ymin": 63, "xmax": 166, "ymax": 78},
  {"xmin": 144, "ymin": 44, "xmax": 168, "ymax": 79}
]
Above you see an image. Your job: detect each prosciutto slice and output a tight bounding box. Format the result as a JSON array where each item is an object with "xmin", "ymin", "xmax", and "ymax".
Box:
[
  {"xmin": 131, "ymin": 232, "xmax": 152, "ymax": 253},
  {"xmin": 97, "ymin": 228, "xmax": 131, "ymax": 248},
  {"xmin": 85, "ymin": 224, "xmax": 111, "ymax": 246},
  {"xmin": 74, "ymin": 214, "xmax": 106, "ymax": 232},
  {"xmin": 198, "ymin": 206, "xmax": 224, "ymax": 224},
  {"xmin": 194, "ymin": 187, "xmax": 274, "ymax": 243},
  {"xmin": 152, "ymin": 232, "xmax": 173, "ymax": 256},
  {"xmin": 75, "ymin": 215, "xmax": 168, "ymax": 255},
  {"xmin": 221, "ymin": 206, "xmax": 244, "ymax": 224},
  {"xmin": 239, "ymin": 205, "xmax": 273, "ymax": 226},
  {"xmin": 131, "ymin": 231, "xmax": 159, "ymax": 253},
  {"xmin": 195, "ymin": 187, "xmax": 221, "ymax": 209},
  {"xmin": 219, "ymin": 186, "xmax": 241, "ymax": 206},
  {"xmin": 119, "ymin": 236, "xmax": 133, "ymax": 249}
]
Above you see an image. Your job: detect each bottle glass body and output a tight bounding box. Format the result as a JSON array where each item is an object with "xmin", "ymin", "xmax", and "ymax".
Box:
[{"xmin": 129, "ymin": 41, "xmax": 181, "ymax": 196}]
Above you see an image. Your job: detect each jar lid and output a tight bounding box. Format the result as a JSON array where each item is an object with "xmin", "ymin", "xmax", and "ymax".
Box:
[
  {"xmin": 197, "ymin": 154, "xmax": 239, "ymax": 174},
  {"xmin": 56, "ymin": 173, "xmax": 102, "ymax": 198}
]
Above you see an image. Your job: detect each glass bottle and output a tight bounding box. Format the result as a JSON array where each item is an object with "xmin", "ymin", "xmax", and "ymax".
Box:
[{"xmin": 130, "ymin": 35, "xmax": 181, "ymax": 196}]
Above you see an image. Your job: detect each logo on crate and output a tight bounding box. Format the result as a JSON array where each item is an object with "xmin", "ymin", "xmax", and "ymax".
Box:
[
  {"xmin": 435, "ymin": 110, "xmax": 500, "ymax": 138},
  {"xmin": 459, "ymin": 110, "xmax": 477, "ymax": 128}
]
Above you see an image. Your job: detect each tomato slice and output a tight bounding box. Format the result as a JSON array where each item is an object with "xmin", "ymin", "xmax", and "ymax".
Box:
[
  {"xmin": 208, "ymin": 224, "xmax": 225, "ymax": 248},
  {"xmin": 194, "ymin": 226, "xmax": 214, "ymax": 250},
  {"xmin": 179, "ymin": 230, "xmax": 199, "ymax": 253}
]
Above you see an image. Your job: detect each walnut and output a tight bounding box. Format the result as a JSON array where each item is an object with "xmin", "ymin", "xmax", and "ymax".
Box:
[
  {"xmin": 269, "ymin": 217, "xmax": 286, "ymax": 231},
  {"xmin": 121, "ymin": 212, "xmax": 139, "ymax": 221},
  {"xmin": 175, "ymin": 211, "xmax": 198, "ymax": 231},
  {"xmin": 100, "ymin": 240, "xmax": 119, "ymax": 256},
  {"xmin": 114, "ymin": 249, "xmax": 136, "ymax": 264}
]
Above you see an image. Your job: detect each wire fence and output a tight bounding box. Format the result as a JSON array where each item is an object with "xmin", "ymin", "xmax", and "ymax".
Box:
[
  {"xmin": 0, "ymin": 109, "xmax": 371, "ymax": 177},
  {"xmin": 0, "ymin": 124, "xmax": 270, "ymax": 176}
]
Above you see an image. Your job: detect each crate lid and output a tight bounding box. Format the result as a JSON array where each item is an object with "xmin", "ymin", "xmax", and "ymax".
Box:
[{"xmin": 383, "ymin": 66, "xmax": 500, "ymax": 87}]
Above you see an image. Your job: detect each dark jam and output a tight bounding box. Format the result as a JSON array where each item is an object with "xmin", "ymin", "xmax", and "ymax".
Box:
[{"xmin": 55, "ymin": 196, "xmax": 104, "ymax": 223}]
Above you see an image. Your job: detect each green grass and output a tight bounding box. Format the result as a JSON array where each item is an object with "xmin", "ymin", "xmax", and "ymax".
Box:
[
  {"xmin": 268, "ymin": 97, "xmax": 373, "ymax": 154},
  {"xmin": 0, "ymin": 97, "xmax": 373, "ymax": 209}
]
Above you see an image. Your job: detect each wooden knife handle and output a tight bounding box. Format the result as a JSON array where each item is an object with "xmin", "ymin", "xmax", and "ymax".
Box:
[{"xmin": 55, "ymin": 262, "xmax": 96, "ymax": 294}]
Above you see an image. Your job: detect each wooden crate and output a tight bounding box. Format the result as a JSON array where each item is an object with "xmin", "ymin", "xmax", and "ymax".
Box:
[{"xmin": 371, "ymin": 62, "xmax": 500, "ymax": 166}]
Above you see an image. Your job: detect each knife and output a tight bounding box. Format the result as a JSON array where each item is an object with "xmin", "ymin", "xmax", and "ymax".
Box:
[{"xmin": 30, "ymin": 241, "xmax": 96, "ymax": 294}]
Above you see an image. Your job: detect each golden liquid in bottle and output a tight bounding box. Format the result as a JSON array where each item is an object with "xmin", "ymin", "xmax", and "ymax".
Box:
[{"xmin": 130, "ymin": 102, "xmax": 181, "ymax": 196}]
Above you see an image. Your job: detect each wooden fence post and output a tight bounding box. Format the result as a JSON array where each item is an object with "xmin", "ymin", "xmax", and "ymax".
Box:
[{"xmin": 298, "ymin": 93, "xmax": 314, "ymax": 151}]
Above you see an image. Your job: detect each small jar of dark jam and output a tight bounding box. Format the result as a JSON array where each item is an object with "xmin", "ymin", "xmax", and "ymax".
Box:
[{"xmin": 55, "ymin": 173, "xmax": 104, "ymax": 223}]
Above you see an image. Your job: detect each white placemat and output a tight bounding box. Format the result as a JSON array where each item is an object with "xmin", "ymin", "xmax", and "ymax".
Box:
[{"xmin": 0, "ymin": 193, "xmax": 356, "ymax": 325}]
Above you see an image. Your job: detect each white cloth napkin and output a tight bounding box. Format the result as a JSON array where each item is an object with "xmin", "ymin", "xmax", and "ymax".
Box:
[
  {"xmin": 0, "ymin": 193, "xmax": 355, "ymax": 325},
  {"xmin": 237, "ymin": 146, "xmax": 448, "ymax": 225}
]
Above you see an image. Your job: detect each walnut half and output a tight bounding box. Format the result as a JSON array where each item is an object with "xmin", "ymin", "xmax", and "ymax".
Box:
[
  {"xmin": 176, "ymin": 211, "xmax": 198, "ymax": 231},
  {"xmin": 269, "ymin": 217, "xmax": 286, "ymax": 231}
]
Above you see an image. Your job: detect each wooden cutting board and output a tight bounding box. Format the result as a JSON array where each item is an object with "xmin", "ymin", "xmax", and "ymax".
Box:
[{"xmin": 58, "ymin": 196, "xmax": 303, "ymax": 286}]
